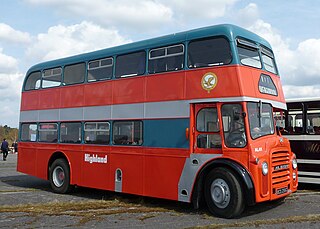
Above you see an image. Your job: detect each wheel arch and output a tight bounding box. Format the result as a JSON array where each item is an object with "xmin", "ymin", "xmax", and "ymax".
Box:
[
  {"xmin": 47, "ymin": 151, "xmax": 71, "ymax": 181},
  {"xmin": 192, "ymin": 158, "xmax": 255, "ymax": 209}
]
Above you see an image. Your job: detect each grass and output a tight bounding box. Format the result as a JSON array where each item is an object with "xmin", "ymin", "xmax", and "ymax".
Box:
[{"xmin": 0, "ymin": 199, "xmax": 173, "ymax": 226}]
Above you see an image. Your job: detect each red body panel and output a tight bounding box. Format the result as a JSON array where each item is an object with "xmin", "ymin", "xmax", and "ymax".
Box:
[
  {"xmin": 17, "ymin": 142, "xmax": 189, "ymax": 201},
  {"xmin": 20, "ymin": 66, "xmax": 285, "ymax": 111}
]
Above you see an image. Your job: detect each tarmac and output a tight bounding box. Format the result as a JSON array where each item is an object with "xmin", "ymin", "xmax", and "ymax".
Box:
[{"xmin": 1, "ymin": 153, "xmax": 320, "ymax": 228}]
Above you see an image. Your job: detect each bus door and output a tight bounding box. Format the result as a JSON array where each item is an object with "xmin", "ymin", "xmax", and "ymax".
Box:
[{"xmin": 192, "ymin": 104, "xmax": 222, "ymax": 154}]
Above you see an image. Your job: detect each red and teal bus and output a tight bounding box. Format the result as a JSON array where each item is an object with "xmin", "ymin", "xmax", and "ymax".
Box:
[{"xmin": 18, "ymin": 24, "xmax": 297, "ymax": 218}]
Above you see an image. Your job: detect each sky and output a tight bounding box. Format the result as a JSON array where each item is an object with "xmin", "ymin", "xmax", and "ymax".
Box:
[{"xmin": 0, "ymin": 0, "xmax": 320, "ymax": 128}]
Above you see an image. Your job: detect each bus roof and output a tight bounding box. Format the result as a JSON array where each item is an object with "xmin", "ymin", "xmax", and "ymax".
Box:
[{"xmin": 27, "ymin": 24, "xmax": 271, "ymax": 74}]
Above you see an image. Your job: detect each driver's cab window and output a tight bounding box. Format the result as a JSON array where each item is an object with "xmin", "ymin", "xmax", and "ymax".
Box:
[
  {"xmin": 196, "ymin": 107, "xmax": 221, "ymax": 148},
  {"xmin": 222, "ymin": 104, "xmax": 247, "ymax": 148}
]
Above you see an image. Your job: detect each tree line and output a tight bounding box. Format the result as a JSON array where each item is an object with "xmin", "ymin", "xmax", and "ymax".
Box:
[{"xmin": 0, "ymin": 125, "xmax": 18, "ymax": 145}]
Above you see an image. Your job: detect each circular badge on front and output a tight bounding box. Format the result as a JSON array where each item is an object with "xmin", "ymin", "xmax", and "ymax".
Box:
[{"xmin": 201, "ymin": 72, "xmax": 218, "ymax": 93}]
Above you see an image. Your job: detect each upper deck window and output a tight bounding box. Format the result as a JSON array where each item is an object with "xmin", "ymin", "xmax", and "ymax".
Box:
[
  {"xmin": 42, "ymin": 67, "xmax": 62, "ymax": 88},
  {"xmin": 88, "ymin": 57, "xmax": 113, "ymax": 82},
  {"xmin": 261, "ymin": 47, "xmax": 277, "ymax": 74},
  {"xmin": 188, "ymin": 37, "xmax": 232, "ymax": 69},
  {"xmin": 115, "ymin": 51, "xmax": 146, "ymax": 78},
  {"xmin": 237, "ymin": 38, "xmax": 262, "ymax": 69},
  {"xmin": 24, "ymin": 71, "xmax": 41, "ymax": 91},
  {"xmin": 148, "ymin": 44, "xmax": 184, "ymax": 74},
  {"xmin": 63, "ymin": 63, "xmax": 85, "ymax": 85}
]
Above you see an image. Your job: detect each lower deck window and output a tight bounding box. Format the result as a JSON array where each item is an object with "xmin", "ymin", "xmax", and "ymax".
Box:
[
  {"xmin": 21, "ymin": 123, "xmax": 37, "ymax": 141},
  {"xmin": 60, "ymin": 122, "xmax": 82, "ymax": 144},
  {"xmin": 39, "ymin": 123, "xmax": 58, "ymax": 143},
  {"xmin": 84, "ymin": 122, "xmax": 110, "ymax": 144},
  {"xmin": 113, "ymin": 121, "xmax": 143, "ymax": 145}
]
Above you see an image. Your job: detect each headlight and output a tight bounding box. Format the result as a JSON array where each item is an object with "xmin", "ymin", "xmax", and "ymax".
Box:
[
  {"xmin": 293, "ymin": 172, "xmax": 297, "ymax": 180},
  {"xmin": 292, "ymin": 158, "xmax": 298, "ymax": 170},
  {"xmin": 262, "ymin": 162, "xmax": 268, "ymax": 175}
]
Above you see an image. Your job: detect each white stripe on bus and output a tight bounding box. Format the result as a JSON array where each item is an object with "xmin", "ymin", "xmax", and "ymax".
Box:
[{"xmin": 19, "ymin": 96, "xmax": 286, "ymax": 122}]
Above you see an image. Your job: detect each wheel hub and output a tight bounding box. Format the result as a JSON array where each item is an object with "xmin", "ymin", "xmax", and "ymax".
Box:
[
  {"xmin": 53, "ymin": 166, "xmax": 65, "ymax": 188},
  {"xmin": 211, "ymin": 178, "xmax": 230, "ymax": 208}
]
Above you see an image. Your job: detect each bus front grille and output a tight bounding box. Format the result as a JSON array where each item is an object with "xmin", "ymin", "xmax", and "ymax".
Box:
[{"xmin": 271, "ymin": 151, "xmax": 290, "ymax": 186}]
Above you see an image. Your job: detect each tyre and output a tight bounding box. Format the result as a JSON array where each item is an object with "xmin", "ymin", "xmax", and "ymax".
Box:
[
  {"xmin": 49, "ymin": 158, "xmax": 73, "ymax": 194},
  {"xmin": 204, "ymin": 167, "xmax": 245, "ymax": 218}
]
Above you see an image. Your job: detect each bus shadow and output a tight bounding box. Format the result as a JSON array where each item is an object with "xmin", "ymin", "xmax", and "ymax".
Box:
[
  {"xmin": 242, "ymin": 199, "xmax": 286, "ymax": 217},
  {"xmin": 0, "ymin": 174, "xmax": 51, "ymax": 192}
]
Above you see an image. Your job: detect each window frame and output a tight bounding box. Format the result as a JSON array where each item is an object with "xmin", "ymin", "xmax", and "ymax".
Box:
[
  {"xmin": 148, "ymin": 44, "xmax": 185, "ymax": 74},
  {"xmin": 24, "ymin": 71, "xmax": 41, "ymax": 91},
  {"xmin": 87, "ymin": 57, "xmax": 113, "ymax": 82},
  {"xmin": 149, "ymin": 44, "xmax": 184, "ymax": 60},
  {"xmin": 38, "ymin": 122, "xmax": 58, "ymax": 143},
  {"xmin": 59, "ymin": 122, "xmax": 82, "ymax": 144},
  {"xmin": 112, "ymin": 120, "xmax": 143, "ymax": 146},
  {"xmin": 188, "ymin": 36, "xmax": 232, "ymax": 69},
  {"xmin": 20, "ymin": 123, "xmax": 38, "ymax": 142},
  {"xmin": 42, "ymin": 67, "xmax": 62, "ymax": 88},
  {"xmin": 261, "ymin": 46, "xmax": 278, "ymax": 74},
  {"xmin": 84, "ymin": 121, "xmax": 110, "ymax": 145},
  {"xmin": 115, "ymin": 51, "xmax": 146, "ymax": 78},
  {"xmin": 196, "ymin": 107, "xmax": 221, "ymax": 149},
  {"xmin": 236, "ymin": 38, "xmax": 262, "ymax": 69},
  {"xmin": 221, "ymin": 103, "xmax": 247, "ymax": 148},
  {"xmin": 63, "ymin": 62, "xmax": 86, "ymax": 86}
]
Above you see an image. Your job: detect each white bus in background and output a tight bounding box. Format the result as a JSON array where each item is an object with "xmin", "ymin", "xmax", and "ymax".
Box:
[{"xmin": 283, "ymin": 98, "xmax": 320, "ymax": 184}]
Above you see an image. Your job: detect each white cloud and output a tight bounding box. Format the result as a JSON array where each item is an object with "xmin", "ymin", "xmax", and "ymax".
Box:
[
  {"xmin": 0, "ymin": 72, "xmax": 24, "ymax": 127},
  {"xmin": 26, "ymin": 21, "xmax": 131, "ymax": 62},
  {"xmin": 0, "ymin": 48, "xmax": 19, "ymax": 74},
  {"xmin": 283, "ymin": 85, "xmax": 320, "ymax": 99},
  {"xmin": 25, "ymin": 0, "xmax": 173, "ymax": 31},
  {"xmin": 0, "ymin": 23, "xmax": 31, "ymax": 44},
  {"xmin": 25, "ymin": 0, "xmax": 240, "ymax": 31},
  {"xmin": 237, "ymin": 3, "xmax": 259, "ymax": 26},
  {"xmin": 296, "ymin": 39, "xmax": 320, "ymax": 77},
  {"xmin": 163, "ymin": 0, "xmax": 238, "ymax": 20}
]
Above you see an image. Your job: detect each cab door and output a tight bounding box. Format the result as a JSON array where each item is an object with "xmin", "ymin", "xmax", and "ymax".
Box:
[{"xmin": 191, "ymin": 103, "xmax": 222, "ymax": 154}]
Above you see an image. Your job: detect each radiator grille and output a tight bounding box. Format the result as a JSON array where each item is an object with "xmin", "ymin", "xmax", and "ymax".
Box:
[{"xmin": 271, "ymin": 151, "xmax": 290, "ymax": 186}]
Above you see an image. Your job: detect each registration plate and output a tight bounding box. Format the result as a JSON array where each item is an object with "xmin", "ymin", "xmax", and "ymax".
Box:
[{"xmin": 276, "ymin": 187, "xmax": 288, "ymax": 195}]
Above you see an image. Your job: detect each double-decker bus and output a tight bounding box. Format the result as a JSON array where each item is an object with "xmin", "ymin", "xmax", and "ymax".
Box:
[
  {"xmin": 18, "ymin": 24, "xmax": 297, "ymax": 218},
  {"xmin": 282, "ymin": 98, "xmax": 320, "ymax": 184}
]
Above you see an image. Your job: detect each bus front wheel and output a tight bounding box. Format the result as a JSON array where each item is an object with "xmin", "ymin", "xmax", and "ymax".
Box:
[
  {"xmin": 204, "ymin": 167, "xmax": 244, "ymax": 218},
  {"xmin": 49, "ymin": 158, "xmax": 73, "ymax": 194}
]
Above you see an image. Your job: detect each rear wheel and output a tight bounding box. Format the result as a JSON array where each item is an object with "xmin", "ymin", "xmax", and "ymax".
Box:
[
  {"xmin": 49, "ymin": 158, "xmax": 73, "ymax": 193},
  {"xmin": 204, "ymin": 167, "xmax": 244, "ymax": 218}
]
